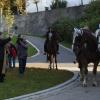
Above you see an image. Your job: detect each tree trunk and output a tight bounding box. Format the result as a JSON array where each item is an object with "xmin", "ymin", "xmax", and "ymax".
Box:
[
  {"xmin": 35, "ymin": 3, "xmax": 38, "ymax": 12},
  {"xmin": 0, "ymin": 8, "xmax": 3, "ymax": 24},
  {"xmin": 81, "ymin": 0, "xmax": 83, "ymax": 5}
]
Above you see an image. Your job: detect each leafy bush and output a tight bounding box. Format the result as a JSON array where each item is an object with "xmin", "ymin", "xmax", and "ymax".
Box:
[
  {"xmin": 51, "ymin": 0, "xmax": 100, "ymax": 45},
  {"xmin": 85, "ymin": 0, "xmax": 100, "ymax": 19},
  {"xmin": 52, "ymin": 17, "xmax": 74, "ymax": 43},
  {"xmin": 50, "ymin": 0, "xmax": 67, "ymax": 9},
  {"xmin": 73, "ymin": 0, "xmax": 100, "ymax": 32},
  {"xmin": 87, "ymin": 17, "xmax": 100, "ymax": 32},
  {"xmin": 82, "ymin": 0, "xmax": 100, "ymax": 31}
]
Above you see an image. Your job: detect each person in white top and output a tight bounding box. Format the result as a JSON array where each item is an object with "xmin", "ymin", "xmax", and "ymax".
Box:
[
  {"xmin": 95, "ymin": 24, "xmax": 100, "ymax": 51},
  {"xmin": 95, "ymin": 24, "xmax": 100, "ymax": 38}
]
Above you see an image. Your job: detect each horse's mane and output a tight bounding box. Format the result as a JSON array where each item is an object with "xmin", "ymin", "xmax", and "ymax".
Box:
[{"xmin": 81, "ymin": 29, "xmax": 98, "ymax": 52}]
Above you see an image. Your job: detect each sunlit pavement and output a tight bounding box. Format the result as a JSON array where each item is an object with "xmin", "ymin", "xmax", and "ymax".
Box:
[{"xmin": 16, "ymin": 62, "xmax": 100, "ymax": 72}]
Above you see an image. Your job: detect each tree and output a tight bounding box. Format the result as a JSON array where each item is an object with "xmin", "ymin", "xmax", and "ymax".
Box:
[
  {"xmin": 85, "ymin": 0, "xmax": 100, "ymax": 19},
  {"xmin": 32, "ymin": 0, "xmax": 40, "ymax": 12},
  {"xmin": 52, "ymin": 17, "xmax": 74, "ymax": 43},
  {"xmin": 76, "ymin": 0, "xmax": 100, "ymax": 31},
  {"xmin": 81, "ymin": 0, "xmax": 83, "ymax": 5},
  {"xmin": 0, "ymin": 0, "xmax": 26, "ymax": 32},
  {"xmin": 16, "ymin": 0, "xmax": 26, "ymax": 15},
  {"xmin": 5, "ymin": 7, "xmax": 14, "ymax": 34},
  {"xmin": 55, "ymin": 0, "xmax": 59, "ymax": 8},
  {"xmin": 84, "ymin": 0, "xmax": 100, "ymax": 31},
  {"xmin": 50, "ymin": 0, "xmax": 67, "ymax": 9}
]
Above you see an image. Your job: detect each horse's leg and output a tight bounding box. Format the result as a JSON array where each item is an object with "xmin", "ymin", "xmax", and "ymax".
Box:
[
  {"xmin": 80, "ymin": 68, "xmax": 84, "ymax": 81},
  {"xmin": 47, "ymin": 54, "xmax": 49, "ymax": 62},
  {"xmin": 48, "ymin": 54, "xmax": 52, "ymax": 70},
  {"xmin": 92, "ymin": 62, "xmax": 98, "ymax": 87},
  {"xmin": 53, "ymin": 56, "xmax": 55, "ymax": 69},
  {"xmin": 82, "ymin": 63, "xmax": 88, "ymax": 87},
  {"xmin": 51, "ymin": 55, "xmax": 54, "ymax": 69},
  {"xmin": 55, "ymin": 54, "xmax": 58, "ymax": 70},
  {"xmin": 78, "ymin": 63, "xmax": 84, "ymax": 81}
]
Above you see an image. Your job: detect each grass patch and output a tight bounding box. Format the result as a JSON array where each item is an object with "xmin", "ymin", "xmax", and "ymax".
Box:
[
  {"xmin": 0, "ymin": 68, "xmax": 73, "ymax": 99},
  {"xmin": 28, "ymin": 44, "xmax": 37, "ymax": 57},
  {"xmin": 61, "ymin": 41, "xmax": 72, "ymax": 48}
]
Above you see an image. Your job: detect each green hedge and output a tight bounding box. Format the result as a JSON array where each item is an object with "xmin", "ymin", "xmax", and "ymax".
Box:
[
  {"xmin": 52, "ymin": 17, "xmax": 74, "ymax": 43},
  {"xmin": 51, "ymin": 0, "xmax": 100, "ymax": 46}
]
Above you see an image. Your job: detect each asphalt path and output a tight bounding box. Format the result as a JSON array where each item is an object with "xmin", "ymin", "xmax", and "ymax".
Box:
[{"xmin": 26, "ymin": 36, "xmax": 75, "ymax": 63}]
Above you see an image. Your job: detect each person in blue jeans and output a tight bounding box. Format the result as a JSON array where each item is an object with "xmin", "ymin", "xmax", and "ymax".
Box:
[
  {"xmin": 7, "ymin": 42, "xmax": 17, "ymax": 68},
  {"xmin": 16, "ymin": 35, "xmax": 28, "ymax": 75}
]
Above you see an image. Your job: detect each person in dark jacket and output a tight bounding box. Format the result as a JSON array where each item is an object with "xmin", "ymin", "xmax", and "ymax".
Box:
[
  {"xmin": 44, "ymin": 27, "xmax": 59, "ymax": 55},
  {"xmin": 0, "ymin": 32, "xmax": 11, "ymax": 82},
  {"xmin": 16, "ymin": 35, "xmax": 28, "ymax": 75}
]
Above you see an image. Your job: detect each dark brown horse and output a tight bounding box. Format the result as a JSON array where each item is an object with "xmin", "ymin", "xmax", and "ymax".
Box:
[
  {"xmin": 73, "ymin": 28, "xmax": 100, "ymax": 87},
  {"xmin": 46, "ymin": 33, "xmax": 58, "ymax": 70}
]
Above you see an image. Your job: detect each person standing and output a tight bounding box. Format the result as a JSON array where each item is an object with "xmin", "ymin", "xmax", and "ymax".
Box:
[
  {"xmin": 16, "ymin": 35, "xmax": 28, "ymax": 75},
  {"xmin": 0, "ymin": 32, "xmax": 11, "ymax": 82},
  {"xmin": 7, "ymin": 42, "xmax": 17, "ymax": 68}
]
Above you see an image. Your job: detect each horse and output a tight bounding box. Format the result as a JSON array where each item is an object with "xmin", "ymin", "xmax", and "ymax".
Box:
[
  {"xmin": 73, "ymin": 28, "xmax": 100, "ymax": 87},
  {"xmin": 46, "ymin": 33, "xmax": 58, "ymax": 70}
]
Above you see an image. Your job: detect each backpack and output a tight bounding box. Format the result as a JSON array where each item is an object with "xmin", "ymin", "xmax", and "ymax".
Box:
[{"xmin": 11, "ymin": 48, "xmax": 17, "ymax": 58}]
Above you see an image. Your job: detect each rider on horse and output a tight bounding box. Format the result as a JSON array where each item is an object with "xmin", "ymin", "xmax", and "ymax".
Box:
[{"xmin": 44, "ymin": 27, "xmax": 59, "ymax": 55}]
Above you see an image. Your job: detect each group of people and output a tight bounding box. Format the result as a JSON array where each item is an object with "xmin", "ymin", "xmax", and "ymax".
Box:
[
  {"xmin": 1, "ymin": 24, "xmax": 100, "ymax": 82},
  {"xmin": 0, "ymin": 33, "xmax": 28, "ymax": 82},
  {"xmin": 0, "ymin": 27, "xmax": 60, "ymax": 83}
]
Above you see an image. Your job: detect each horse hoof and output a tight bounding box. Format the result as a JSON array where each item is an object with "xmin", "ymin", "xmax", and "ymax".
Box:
[
  {"xmin": 93, "ymin": 84, "xmax": 96, "ymax": 87},
  {"xmin": 83, "ymin": 84, "xmax": 87, "ymax": 87},
  {"xmin": 80, "ymin": 77, "xmax": 83, "ymax": 81},
  {"xmin": 73, "ymin": 61, "xmax": 76, "ymax": 64},
  {"xmin": 79, "ymin": 75, "xmax": 83, "ymax": 81},
  {"xmin": 82, "ymin": 83, "xmax": 87, "ymax": 87},
  {"xmin": 92, "ymin": 82, "xmax": 97, "ymax": 87},
  {"xmin": 48, "ymin": 67, "xmax": 51, "ymax": 70},
  {"xmin": 49, "ymin": 68, "xmax": 51, "ymax": 70},
  {"xmin": 56, "ymin": 68, "xmax": 58, "ymax": 70}
]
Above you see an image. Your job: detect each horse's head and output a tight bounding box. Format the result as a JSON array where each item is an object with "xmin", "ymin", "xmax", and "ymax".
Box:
[
  {"xmin": 73, "ymin": 28, "xmax": 98, "ymax": 56},
  {"xmin": 72, "ymin": 28, "xmax": 83, "ymax": 56}
]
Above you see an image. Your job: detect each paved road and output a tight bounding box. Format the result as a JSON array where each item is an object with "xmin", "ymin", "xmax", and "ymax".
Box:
[
  {"xmin": 8, "ymin": 36, "xmax": 100, "ymax": 100},
  {"xmin": 35, "ymin": 72, "xmax": 100, "ymax": 100},
  {"xmin": 26, "ymin": 36, "xmax": 75, "ymax": 63}
]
